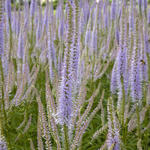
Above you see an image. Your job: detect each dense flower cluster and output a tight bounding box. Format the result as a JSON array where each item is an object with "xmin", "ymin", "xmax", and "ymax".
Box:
[{"xmin": 0, "ymin": 0, "xmax": 149, "ymax": 150}]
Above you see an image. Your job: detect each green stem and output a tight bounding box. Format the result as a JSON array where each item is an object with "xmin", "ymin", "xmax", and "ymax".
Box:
[
  {"xmin": 136, "ymin": 104, "xmax": 141, "ymax": 140},
  {"xmin": 64, "ymin": 124, "xmax": 70, "ymax": 150}
]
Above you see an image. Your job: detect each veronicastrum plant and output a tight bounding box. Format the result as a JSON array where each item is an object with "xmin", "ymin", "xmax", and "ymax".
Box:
[{"xmin": 0, "ymin": 0, "xmax": 149, "ymax": 150}]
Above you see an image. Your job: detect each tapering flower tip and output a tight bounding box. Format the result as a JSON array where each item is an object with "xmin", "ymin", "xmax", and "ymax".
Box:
[
  {"xmin": 24, "ymin": 0, "xmax": 29, "ymax": 30},
  {"xmin": 79, "ymin": 0, "xmax": 83, "ymax": 8},
  {"xmin": 6, "ymin": 0, "xmax": 11, "ymax": 22},
  {"xmin": 17, "ymin": 32, "xmax": 24, "ymax": 59},
  {"xmin": 90, "ymin": 29, "xmax": 97, "ymax": 52},
  {"xmin": 144, "ymin": 0, "xmax": 147, "ymax": 10},
  {"xmin": 138, "ymin": 0, "xmax": 142, "ymax": 8},
  {"xmin": 30, "ymin": 0, "xmax": 36, "ymax": 18},
  {"xmin": 17, "ymin": 8, "xmax": 21, "ymax": 36},
  {"xmin": 42, "ymin": 5, "xmax": 49, "ymax": 33},
  {"xmin": 148, "ymin": 9, "xmax": 150, "ymax": 24},
  {"xmin": 104, "ymin": 2, "xmax": 109, "ymax": 29},
  {"xmin": 111, "ymin": 0, "xmax": 116, "ymax": 21},
  {"xmin": 111, "ymin": 61, "xmax": 118, "ymax": 94},
  {"xmin": 129, "ymin": 0, "xmax": 134, "ymax": 30},
  {"xmin": 115, "ymin": 27, "xmax": 119, "ymax": 45},
  {"xmin": 117, "ymin": 48, "xmax": 127, "ymax": 79},
  {"xmin": 58, "ymin": 19, "xmax": 64, "ymax": 40},
  {"xmin": 0, "ymin": 137, "xmax": 7, "ymax": 150},
  {"xmin": 83, "ymin": 1, "xmax": 90, "ymax": 24}
]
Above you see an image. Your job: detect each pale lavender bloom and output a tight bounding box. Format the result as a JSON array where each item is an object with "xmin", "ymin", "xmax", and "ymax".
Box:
[
  {"xmin": 58, "ymin": 18, "xmax": 64, "ymax": 40},
  {"xmin": 111, "ymin": 60, "xmax": 118, "ymax": 94},
  {"xmin": 115, "ymin": 26, "xmax": 119, "ymax": 45},
  {"xmin": 83, "ymin": 1, "xmax": 90, "ymax": 24},
  {"xmin": 144, "ymin": 0, "xmax": 147, "ymax": 10},
  {"xmin": 148, "ymin": 9, "xmax": 150, "ymax": 24},
  {"xmin": 36, "ymin": 5, "xmax": 42, "ymax": 43},
  {"xmin": 5, "ymin": 0, "xmax": 11, "ymax": 22},
  {"xmin": 55, "ymin": 1, "xmax": 63, "ymax": 26},
  {"xmin": 85, "ymin": 30, "xmax": 91, "ymax": 47},
  {"xmin": 129, "ymin": 0, "xmax": 134, "ymax": 30},
  {"xmin": 16, "ymin": 8, "xmax": 21, "ymax": 36},
  {"xmin": 111, "ymin": 0, "xmax": 116, "ymax": 21},
  {"xmin": 112, "ymin": 13, "xmax": 129, "ymax": 106},
  {"xmin": 130, "ymin": 27, "xmax": 142, "ymax": 102},
  {"xmin": 49, "ymin": 0, "xmax": 54, "ymax": 24},
  {"xmin": 47, "ymin": 11, "xmax": 57, "ymax": 69},
  {"xmin": 117, "ymin": 17, "xmax": 128, "ymax": 96},
  {"xmin": 58, "ymin": 65, "xmax": 72, "ymax": 125},
  {"xmin": 42, "ymin": 1, "xmax": 49, "ymax": 34},
  {"xmin": 35, "ymin": 5, "xmax": 39, "ymax": 26},
  {"xmin": 85, "ymin": 11, "xmax": 92, "ymax": 47},
  {"xmin": 116, "ymin": 47, "xmax": 128, "ymax": 101},
  {"xmin": 144, "ymin": 31, "xmax": 150, "ymax": 53},
  {"xmin": 138, "ymin": 0, "xmax": 142, "ymax": 7},
  {"xmin": 71, "ymin": 0, "xmax": 80, "ymax": 81},
  {"xmin": 36, "ymin": 20, "xmax": 41, "ymax": 42},
  {"xmin": 30, "ymin": 0, "xmax": 36, "ymax": 18},
  {"xmin": 17, "ymin": 32, "xmax": 24, "ymax": 59},
  {"xmin": 79, "ymin": 0, "xmax": 83, "ymax": 8},
  {"xmin": 0, "ymin": 138, "xmax": 7, "ymax": 150},
  {"xmin": 113, "ymin": 113, "xmax": 120, "ymax": 150},
  {"xmin": 97, "ymin": 1, "xmax": 102, "ymax": 27},
  {"xmin": 12, "ymin": 5, "xmax": 16, "ymax": 33},
  {"xmin": 90, "ymin": 29, "xmax": 97, "ymax": 53},
  {"xmin": 107, "ymin": 100, "xmax": 120, "ymax": 150},
  {"xmin": 58, "ymin": 1, "xmax": 74, "ymax": 126},
  {"xmin": 58, "ymin": 52, "xmax": 63, "ymax": 77},
  {"xmin": 139, "ymin": 50, "xmax": 148, "ymax": 82},
  {"xmin": 24, "ymin": 0, "xmax": 29, "ymax": 30},
  {"xmin": 104, "ymin": 2, "xmax": 109, "ymax": 29},
  {"xmin": 130, "ymin": 55, "xmax": 142, "ymax": 101},
  {"xmin": 139, "ymin": 28, "xmax": 148, "ymax": 82}
]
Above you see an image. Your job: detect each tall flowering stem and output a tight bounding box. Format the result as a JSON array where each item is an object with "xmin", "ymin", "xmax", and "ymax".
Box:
[
  {"xmin": 58, "ymin": 0, "xmax": 74, "ymax": 149},
  {"xmin": 58, "ymin": 0, "xmax": 74, "ymax": 126},
  {"xmin": 130, "ymin": 18, "xmax": 142, "ymax": 102},
  {"xmin": 0, "ymin": 0, "xmax": 9, "ymax": 149},
  {"xmin": 107, "ymin": 98, "xmax": 120, "ymax": 150},
  {"xmin": 6, "ymin": 0, "xmax": 12, "ymax": 62},
  {"xmin": 71, "ymin": 0, "xmax": 80, "ymax": 81}
]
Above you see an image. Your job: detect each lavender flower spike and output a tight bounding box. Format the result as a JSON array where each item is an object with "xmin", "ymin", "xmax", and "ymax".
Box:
[
  {"xmin": 111, "ymin": 0, "xmax": 116, "ymax": 21},
  {"xmin": 17, "ymin": 31, "xmax": 24, "ymax": 59},
  {"xmin": 130, "ymin": 19, "xmax": 142, "ymax": 102},
  {"xmin": 71, "ymin": 0, "xmax": 80, "ymax": 81},
  {"xmin": 6, "ymin": 0, "xmax": 11, "ymax": 22},
  {"xmin": 58, "ymin": 0, "xmax": 74, "ymax": 126},
  {"xmin": 138, "ymin": 0, "xmax": 142, "ymax": 13},
  {"xmin": 30, "ymin": 0, "xmax": 36, "ymax": 18},
  {"xmin": 0, "ymin": 137, "xmax": 7, "ymax": 150}
]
